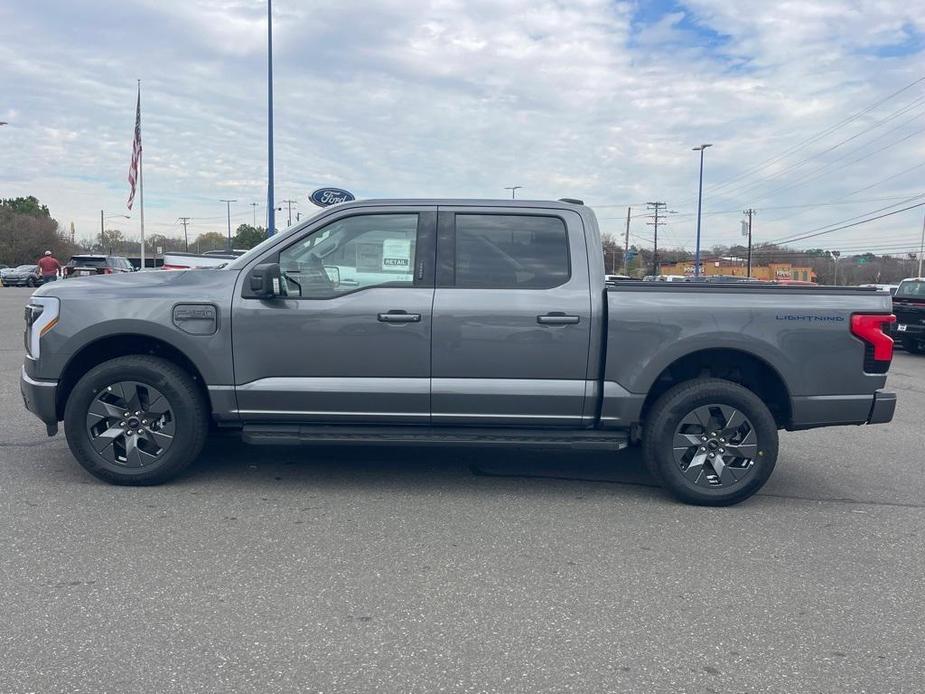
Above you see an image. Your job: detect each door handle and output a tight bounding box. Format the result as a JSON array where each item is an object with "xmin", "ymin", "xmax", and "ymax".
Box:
[
  {"xmin": 378, "ymin": 310, "xmax": 422, "ymax": 323},
  {"xmin": 537, "ymin": 312, "xmax": 580, "ymax": 325}
]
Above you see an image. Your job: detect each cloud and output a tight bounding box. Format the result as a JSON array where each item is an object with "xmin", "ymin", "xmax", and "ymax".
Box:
[{"xmin": 0, "ymin": 0, "xmax": 923, "ymax": 255}]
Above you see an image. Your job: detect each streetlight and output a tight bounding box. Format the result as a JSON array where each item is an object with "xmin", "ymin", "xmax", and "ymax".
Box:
[
  {"xmin": 692, "ymin": 143, "xmax": 712, "ymax": 278},
  {"xmin": 504, "ymin": 186, "xmax": 523, "ymax": 199},
  {"xmin": 220, "ymin": 199, "xmax": 237, "ymax": 252},
  {"xmin": 100, "ymin": 211, "xmax": 130, "ymax": 252},
  {"xmin": 832, "ymin": 250, "xmax": 841, "ymax": 285}
]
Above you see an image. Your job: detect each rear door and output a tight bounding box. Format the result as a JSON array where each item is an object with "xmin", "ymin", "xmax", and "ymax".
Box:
[
  {"xmin": 431, "ymin": 207, "xmax": 592, "ymax": 426},
  {"xmin": 232, "ymin": 206, "xmax": 437, "ymax": 423}
]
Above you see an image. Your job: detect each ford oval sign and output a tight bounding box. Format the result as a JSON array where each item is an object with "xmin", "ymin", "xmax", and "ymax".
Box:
[{"xmin": 309, "ymin": 187, "xmax": 356, "ymax": 207}]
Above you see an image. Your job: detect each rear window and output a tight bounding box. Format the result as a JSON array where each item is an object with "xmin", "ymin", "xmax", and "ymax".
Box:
[
  {"xmin": 896, "ymin": 280, "xmax": 925, "ymax": 298},
  {"xmin": 67, "ymin": 256, "xmax": 108, "ymax": 268},
  {"xmin": 454, "ymin": 214, "xmax": 570, "ymax": 289}
]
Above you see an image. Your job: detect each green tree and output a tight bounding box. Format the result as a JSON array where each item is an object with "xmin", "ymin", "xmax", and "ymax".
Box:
[
  {"xmin": 193, "ymin": 231, "xmax": 228, "ymax": 253},
  {"xmin": 0, "ymin": 195, "xmax": 50, "ymax": 218},
  {"xmin": 233, "ymin": 224, "xmax": 268, "ymax": 250}
]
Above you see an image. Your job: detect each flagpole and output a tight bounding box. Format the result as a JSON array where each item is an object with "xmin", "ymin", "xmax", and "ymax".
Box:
[{"xmin": 138, "ymin": 79, "xmax": 146, "ymax": 270}]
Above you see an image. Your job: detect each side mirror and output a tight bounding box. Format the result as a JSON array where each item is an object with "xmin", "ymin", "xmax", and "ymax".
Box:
[{"xmin": 247, "ymin": 263, "xmax": 284, "ymax": 299}]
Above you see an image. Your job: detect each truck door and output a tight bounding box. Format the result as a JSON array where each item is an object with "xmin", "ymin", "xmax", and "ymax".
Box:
[
  {"xmin": 231, "ymin": 206, "xmax": 436, "ymax": 424},
  {"xmin": 431, "ymin": 207, "xmax": 592, "ymax": 426}
]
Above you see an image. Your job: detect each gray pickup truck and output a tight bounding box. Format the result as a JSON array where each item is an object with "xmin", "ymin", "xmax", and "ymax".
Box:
[{"xmin": 21, "ymin": 199, "xmax": 897, "ymax": 505}]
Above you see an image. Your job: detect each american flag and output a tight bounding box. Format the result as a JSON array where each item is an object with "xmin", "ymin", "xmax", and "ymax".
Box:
[{"xmin": 126, "ymin": 86, "xmax": 142, "ymax": 210}]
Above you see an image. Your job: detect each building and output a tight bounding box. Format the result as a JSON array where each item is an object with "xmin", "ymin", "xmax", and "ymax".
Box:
[{"xmin": 658, "ymin": 259, "xmax": 816, "ymax": 282}]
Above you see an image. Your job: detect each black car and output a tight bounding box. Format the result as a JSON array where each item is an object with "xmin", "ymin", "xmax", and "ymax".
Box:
[
  {"xmin": 1, "ymin": 264, "xmax": 43, "ymax": 287},
  {"xmin": 63, "ymin": 255, "xmax": 135, "ymax": 278},
  {"xmin": 892, "ymin": 278, "xmax": 925, "ymax": 354}
]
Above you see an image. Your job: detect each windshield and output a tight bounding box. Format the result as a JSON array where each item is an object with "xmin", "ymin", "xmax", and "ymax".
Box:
[
  {"xmin": 16, "ymin": 265, "xmax": 36, "ymax": 271},
  {"xmin": 67, "ymin": 257, "xmax": 107, "ymax": 267},
  {"xmin": 224, "ymin": 207, "xmax": 329, "ymax": 271},
  {"xmin": 895, "ymin": 280, "xmax": 925, "ymax": 298}
]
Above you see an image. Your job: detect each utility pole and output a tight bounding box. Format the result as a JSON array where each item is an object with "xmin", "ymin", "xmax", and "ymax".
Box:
[
  {"xmin": 178, "ymin": 217, "xmax": 191, "ymax": 252},
  {"xmin": 220, "ymin": 199, "xmax": 237, "ymax": 252},
  {"xmin": 743, "ymin": 208, "xmax": 756, "ymax": 277},
  {"xmin": 646, "ymin": 201, "xmax": 667, "ymax": 277},
  {"xmin": 504, "ymin": 186, "xmax": 523, "ymax": 199},
  {"xmin": 281, "ymin": 199, "xmax": 297, "ymax": 227},
  {"xmin": 250, "ymin": 202, "xmax": 259, "ymax": 227},
  {"xmin": 623, "ymin": 206, "xmax": 631, "ymax": 274},
  {"xmin": 832, "ymin": 250, "xmax": 841, "ymax": 285},
  {"xmin": 918, "ymin": 211, "xmax": 925, "ymax": 277}
]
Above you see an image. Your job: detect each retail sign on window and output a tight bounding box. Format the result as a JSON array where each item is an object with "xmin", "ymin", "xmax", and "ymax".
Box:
[{"xmin": 382, "ymin": 239, "xmax": 412, "ymax": 272}]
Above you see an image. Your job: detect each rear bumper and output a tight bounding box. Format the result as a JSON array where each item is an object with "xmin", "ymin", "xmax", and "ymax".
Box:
[
  {"xmin": 867, "ymin": 390, "xmax": 896, "ymax": 425},
  {"xmin": 20, "ymin": 366, "xmax": 59, "ymax": 429},
  {"xmin": 789, "ymin": 390, "xmax": 895, "ymax": 430}
]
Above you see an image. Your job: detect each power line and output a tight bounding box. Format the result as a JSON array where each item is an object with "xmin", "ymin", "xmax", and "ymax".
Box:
[
  {"xmin": 703, "ymin": 75, "xmax": 925, "ymax": 195},
  {"xmin": 770, "ymin": 201, "xmax": 925, "ymax": 246},
  {"xmin": 714, "ymin": 94, "xmax": 925, "ymax": 200}
]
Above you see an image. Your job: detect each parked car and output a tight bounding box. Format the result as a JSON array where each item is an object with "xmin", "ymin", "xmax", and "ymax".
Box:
[
  {"xmin": 859, "ymin": 283, "xmax": 900, "ymax": 296},
  {"xmin": 604, "ymin": 273, "xmax": 632, "ymax": 286},
  {"xmin": 162, "ymin": 251, "xmax": 243, "ymax": 270},
  {"xmin": 2, "ymin": 264, "xmax": 42, "ymax": 287},
  {"xmin": 891, "ymin": 277, "xmax": 925, "ymax": 354},
  {"xmin": 21, "ymin": 199, "xmax": 897, "ymax": 506},
  {"xmin": 63, "ymin": 255, "xmax": 134, "ymax": 278}
]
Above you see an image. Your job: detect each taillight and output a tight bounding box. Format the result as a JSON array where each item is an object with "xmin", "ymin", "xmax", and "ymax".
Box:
[
  {"xmin": 101, "ymin": 268, "xmax": 112, "ymax": 274},
  {"xmin": 851, "ymin": 313, "xmax": 896, "ymax": 373}
]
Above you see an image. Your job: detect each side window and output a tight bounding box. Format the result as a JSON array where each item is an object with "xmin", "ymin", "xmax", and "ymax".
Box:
[
  {"xmin": 454, "ymin": 214, "xmax": 570, "ymax": 289},
  {"xmin": 279, "ymin": 214, "xmax": 419, "ymax": 298}
]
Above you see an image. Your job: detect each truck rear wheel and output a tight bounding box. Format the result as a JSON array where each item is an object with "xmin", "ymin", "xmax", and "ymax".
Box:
[
  {"xmin": 64, "ymin": 355, "xmax": 209, "ymax": 485},
  {"xmin": 902, "ymin": 338, "xmax": 925, "ymax": 355},
  {"xmin": 642, "ymin": 378, "xmax": 778, "ymax": 506}
]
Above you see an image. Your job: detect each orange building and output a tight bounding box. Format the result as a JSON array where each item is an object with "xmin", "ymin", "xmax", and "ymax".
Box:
[{"xmin": 658, "ymin": 259, "xmax": 816, "ymax": 283}]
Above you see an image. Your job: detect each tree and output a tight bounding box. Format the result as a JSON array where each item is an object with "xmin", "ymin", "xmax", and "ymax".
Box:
[
  {"xmin": 1, "ymin": 196, "xmax": 50, "ymax": 218},
  {"xmin": 233, "ymin": 224, "xmax": 268, "ymax": 250},
  {"xmin": 0, "ymin": 196, "xmax": 79, "ymax": 265},
  {"xmin": 193, "ymin": 232, "xmax": 228, "ymax": 253}
]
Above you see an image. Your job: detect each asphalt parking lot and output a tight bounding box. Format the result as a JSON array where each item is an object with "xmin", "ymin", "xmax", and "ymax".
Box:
[{"xmin": 1, "ymin": 286, "xmax": 923, "ymax": 693}]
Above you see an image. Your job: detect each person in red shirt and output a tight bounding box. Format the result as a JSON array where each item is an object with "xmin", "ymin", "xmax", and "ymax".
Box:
[{"xmin": 36, "ymin": 250, "xmax": 62, "ymax": 282}]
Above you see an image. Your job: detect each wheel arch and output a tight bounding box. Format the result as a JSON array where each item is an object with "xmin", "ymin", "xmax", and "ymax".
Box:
[
  {"xmin": 639, "ymin": 348, "xmax": 792, "ymax": 428},
  {"xmin": 56, "ymin": 333, "xmax": 210, "ymax": 420}
]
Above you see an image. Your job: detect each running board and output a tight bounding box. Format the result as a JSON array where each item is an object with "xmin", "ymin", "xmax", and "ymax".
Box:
[{"xmin": 241, "ymin": 424, "xmax": 628, "ymax": 451}]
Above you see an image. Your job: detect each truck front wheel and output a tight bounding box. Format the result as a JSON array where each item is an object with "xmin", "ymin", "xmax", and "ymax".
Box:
[
  {"xmin": 642, "ymin": 378, "xmax": 779, "ymax": 506},
  {"xmin": 64, "ymin": 355, "xmax": 209, "ymax": 485}
]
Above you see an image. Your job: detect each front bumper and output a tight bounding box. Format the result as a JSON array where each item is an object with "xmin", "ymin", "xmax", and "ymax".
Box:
[
  {"xmin": 20, "ymin": 366, "xmax": 59, "ymax": 433},
  {"xmin": 892, "ymin": 322, "xmax": 925, "ymax": 340}
]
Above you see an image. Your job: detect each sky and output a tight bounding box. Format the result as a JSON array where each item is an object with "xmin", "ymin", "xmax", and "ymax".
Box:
[{"xmin": 1, "ymin": 0, "xmax": 924, "ymax": 258}]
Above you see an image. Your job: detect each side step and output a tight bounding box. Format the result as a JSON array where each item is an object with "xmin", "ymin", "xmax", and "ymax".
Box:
[{"xmin": 241, "ymin": 424, "xmax": 629, "ymax": 451}]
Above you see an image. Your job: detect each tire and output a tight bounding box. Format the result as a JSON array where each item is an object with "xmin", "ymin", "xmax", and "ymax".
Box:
[
  {"xmin": 64, "ymin": 355, "xmax": 209, "ymax": 485},
  {"xmin": 642, "ymin": 378, "xmax": 779, "ymax": 506},
  {"xmin": 902, "ymin": 338, "xmax": 925, "ymax": 355},
  {"xmin": 26, "ymin": 278, "xmax": 36, "ymax": 287}
]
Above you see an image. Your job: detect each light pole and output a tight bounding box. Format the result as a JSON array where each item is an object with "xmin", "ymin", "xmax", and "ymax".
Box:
[
  {"xmin": 221, "ymin": 199, "xmax": 237, "ymax": 252},
  {"xmin": 504, "ymin": 186, "xmax": 523, "ymax": 199},
  {"xmin": 692, "ymin": 144, "xmax": 712, "ymax": 278},
  {"xmin": 266, "ymin": 0, "xmax": 276, "ymax": 236},
  {"xmin": 100, "ymin": 211, "xmax": 130, "ymax": 253},
  {"xmin": 250, "ymin": 202, "xmax": 259, "ymax": 227},
  {"xmin": 918, "ymin": 212, "xmax": 925, "ymax": 277},
  {"xmin": 832, "ymin": 250, "xmax": 841, "ymax": 285}
]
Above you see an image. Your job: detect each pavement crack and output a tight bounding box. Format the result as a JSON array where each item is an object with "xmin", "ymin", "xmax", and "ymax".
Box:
[{"xmin": 756, "ymin": 492, "xmax": 925, "ymax": 509}]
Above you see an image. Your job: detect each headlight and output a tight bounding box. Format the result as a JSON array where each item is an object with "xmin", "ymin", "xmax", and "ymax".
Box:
[{"xmin": 24, "ymin": 297, "xmax": 60, "ymax": 359}]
